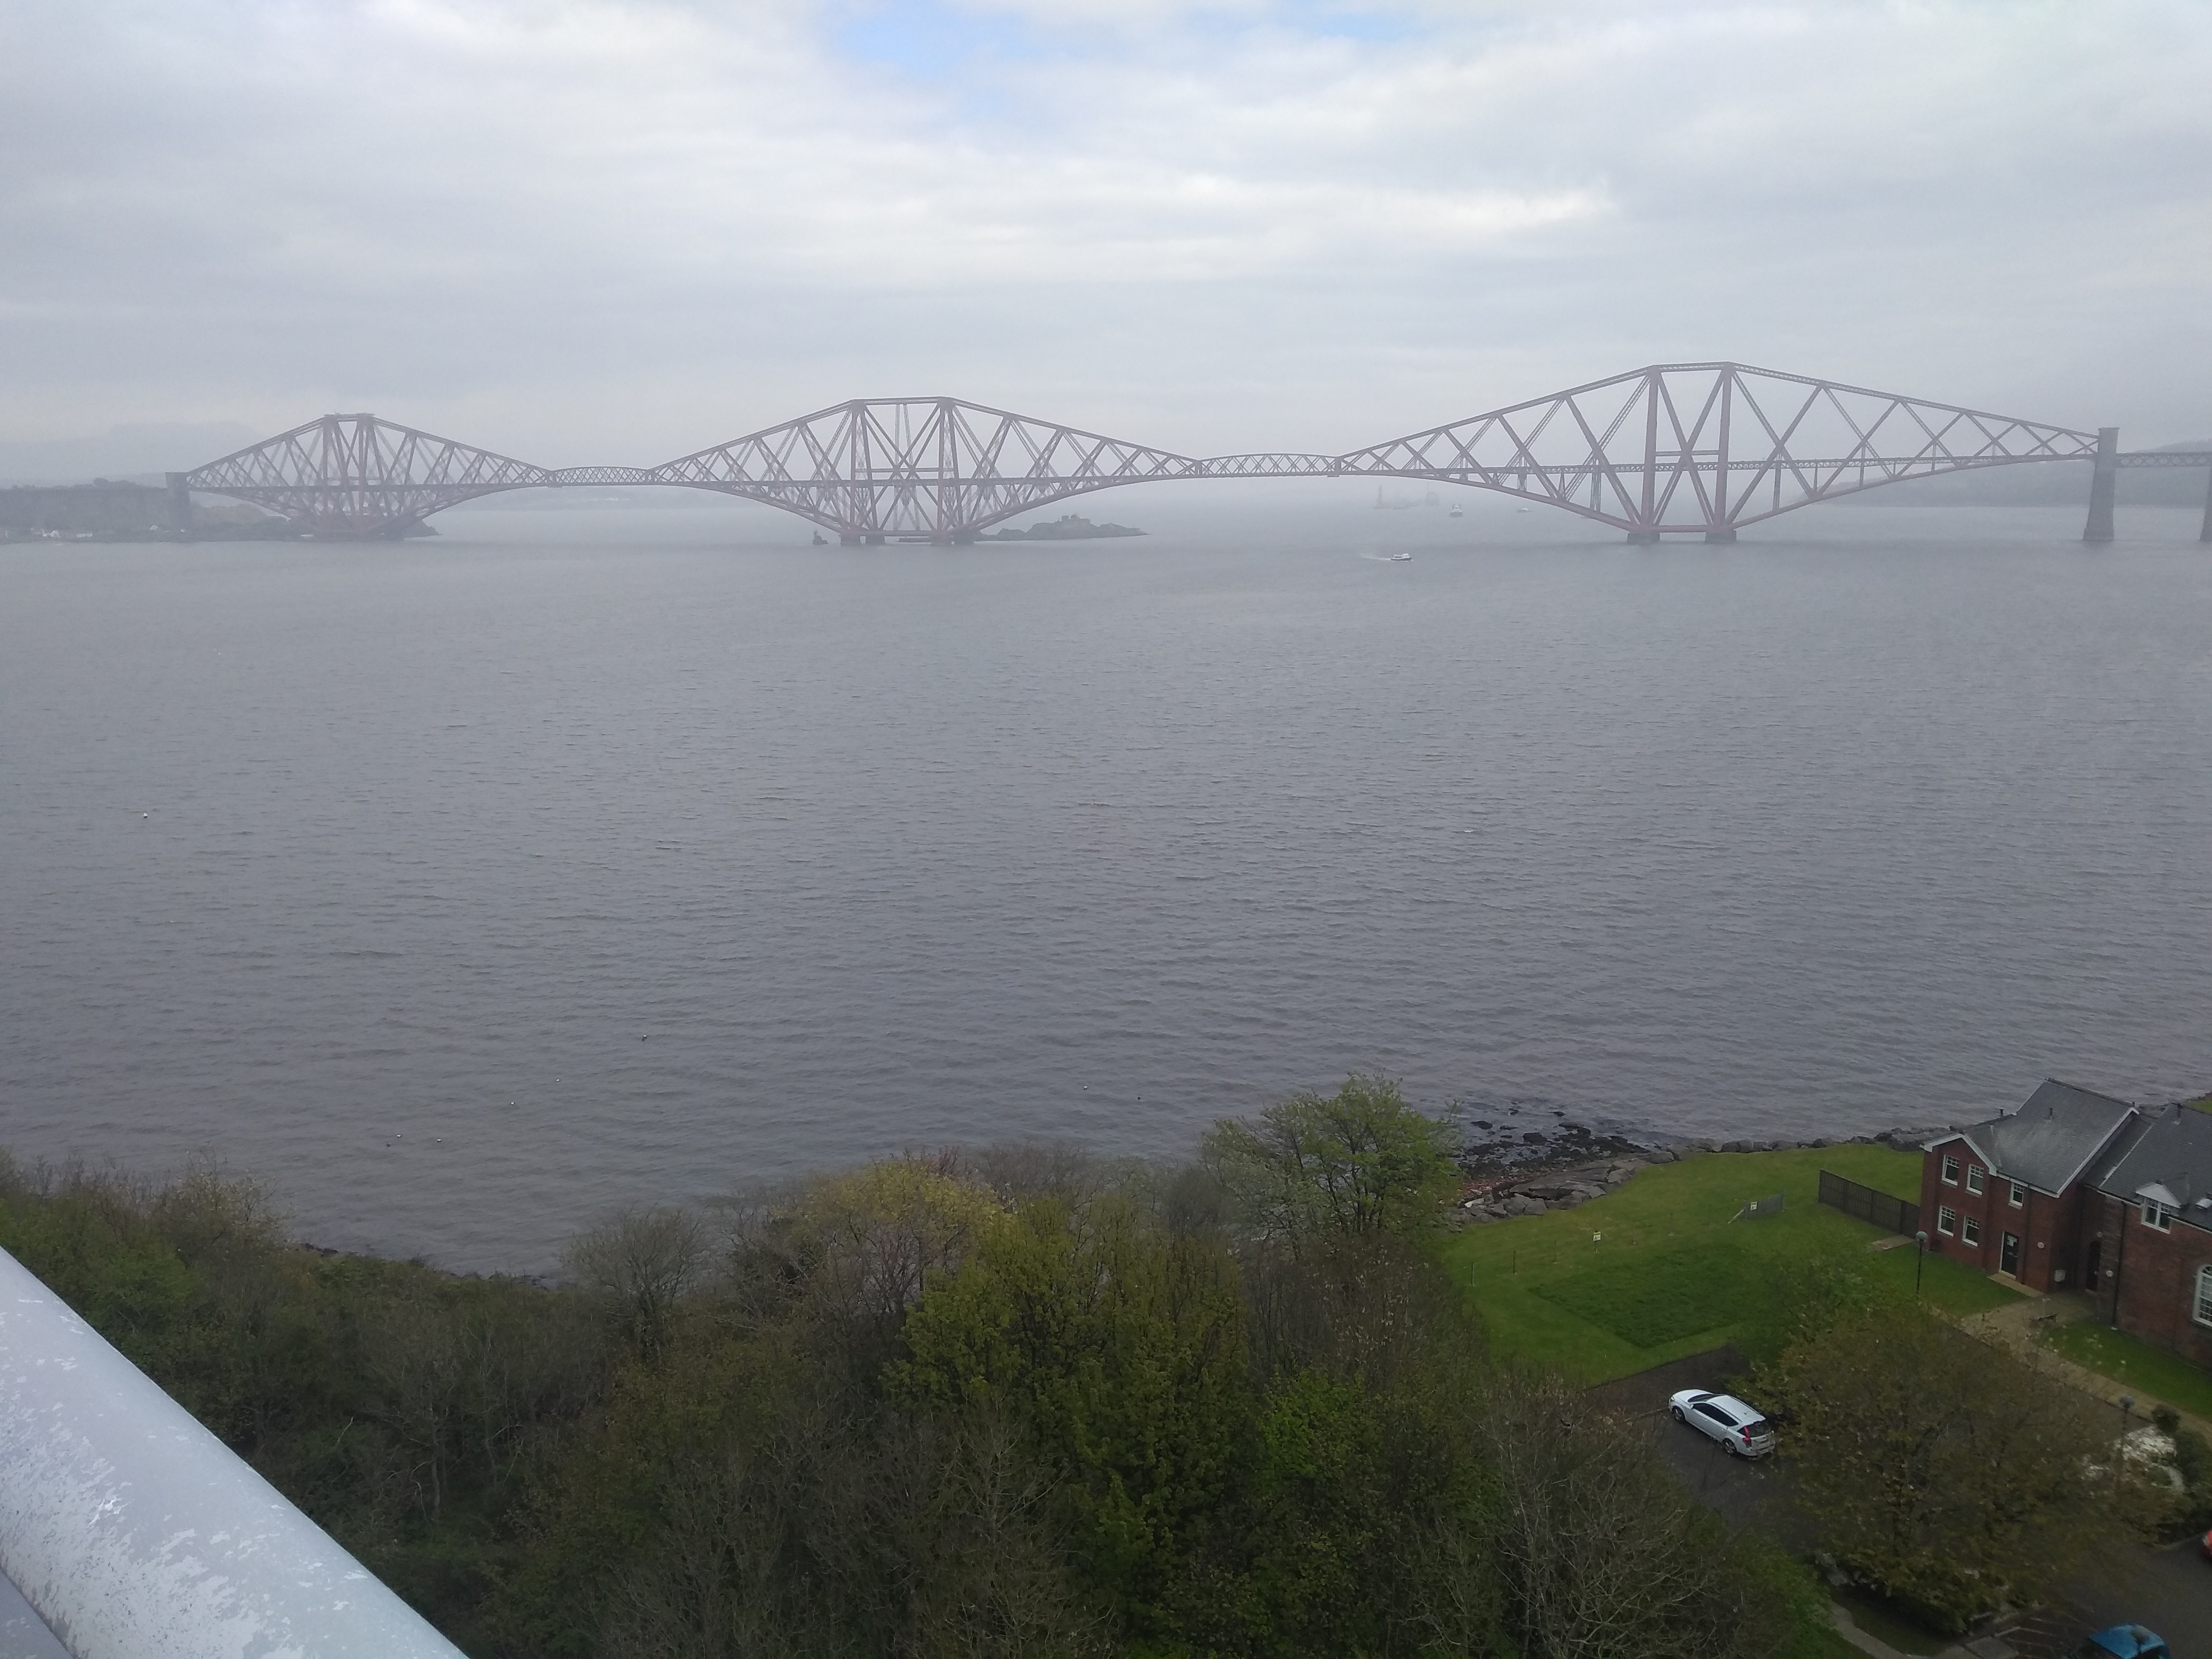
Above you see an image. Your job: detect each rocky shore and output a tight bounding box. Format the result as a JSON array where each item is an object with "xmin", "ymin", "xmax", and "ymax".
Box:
[{"xmin": 1449, "ymin": 1118, "xmax": 1955, "ymax": 1226}]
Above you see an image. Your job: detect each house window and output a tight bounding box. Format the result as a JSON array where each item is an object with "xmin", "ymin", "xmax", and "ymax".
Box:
[
  {"xmin": 2009, "ymin": 1182, "xmax": 2026, "ymax": 1208},
  {"xmin": 1941, "ymin": 1155, "xmax": 1960, "ymax": 1186},
  {"xmin": 1962, "ymin": 1216, "xmax": 1981, "ymax": 1245},
  {"xmin": 1965, "ymin": 1166, "xmax": 1985, "ymax": 1195},
  {"xmin": 1937, "ymin": 1206, "xmax": 1956, "ymax": 1235},
  {"xmin": 2142, "ymin": 1199, "xmax": 2174, "ymax": 1231},
  {"xmin": 2196, "ymin": 1266, "xmax": 2212, "ymax": 1329}
]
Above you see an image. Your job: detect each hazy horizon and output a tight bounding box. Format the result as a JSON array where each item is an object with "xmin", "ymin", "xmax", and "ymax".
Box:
[{"xmin": 5, "ymin": 1, "xmax": 2210, "ymax": 465}]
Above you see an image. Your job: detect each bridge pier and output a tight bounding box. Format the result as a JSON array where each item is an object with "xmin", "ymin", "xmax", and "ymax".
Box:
[
  {"xmin": 2200, "ymin": 463, "xmax": 2212, "ymax": 544},
  {"xmin": 1625, "ymin": 530, "xmax": 1662, "ymax": 544},
  {"xmin": 1704, "ymin": 528, "xmax": 1737, "ymax": 544},
  {"xmin": 2082, "ymin": 426, "xmax": 2118, "ymax": 543}
]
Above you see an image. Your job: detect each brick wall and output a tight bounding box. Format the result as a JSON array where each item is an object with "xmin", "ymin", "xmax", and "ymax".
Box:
[
  {"xmin": 1920, "ymin": 1137, "xmax": 1980, "ymax": 1267},
  {"xmin": 1921, "ymin": 1136, "xmax": 2007, "ymax": 1273},
  {"xmin": 2039, "ymin": 1183, "xmax": 2087, "ymax": 1293},
  {"xmin": 2087, "ymin": 1190, "xmax": 2212, "ymax": 1367},
  {"xmin": 1916, "ymin": 1136, "xmax": 2082, "ymax": 1292}
]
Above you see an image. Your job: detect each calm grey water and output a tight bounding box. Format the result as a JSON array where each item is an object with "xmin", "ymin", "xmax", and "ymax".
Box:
[{"xmin": 4, "ymin": 492, "xmax": 2209, "ymax": 1271}]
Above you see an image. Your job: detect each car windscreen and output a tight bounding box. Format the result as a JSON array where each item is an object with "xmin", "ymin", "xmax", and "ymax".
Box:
[{"xmin": 1740, "ymin": 1418, "xmax": 1770, "ymax": 1435}]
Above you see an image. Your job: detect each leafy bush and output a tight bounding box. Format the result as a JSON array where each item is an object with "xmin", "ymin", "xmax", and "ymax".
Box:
[{"xmin": 1757, "ymin": 1304, "xmax": 2133, "ymax": 1633}]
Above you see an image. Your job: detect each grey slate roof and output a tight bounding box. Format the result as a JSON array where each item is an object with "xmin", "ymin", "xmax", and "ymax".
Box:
[
  {"xmin": 1943, "ymin": 1079, "xmax": 2138, "ymax": 1195},
  {"xmin": 2092, "ymin": 1103, "xmax": 2212, "ymax": 1222}
]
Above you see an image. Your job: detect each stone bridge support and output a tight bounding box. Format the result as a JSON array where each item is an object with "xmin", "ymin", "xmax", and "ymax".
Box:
[{"xmin": 2082, "ymin": 426, "xmax": 2118, "ymax": 543}]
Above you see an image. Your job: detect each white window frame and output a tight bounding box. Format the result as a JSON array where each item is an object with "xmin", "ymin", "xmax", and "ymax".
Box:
[
  {"xmin": 1937, "ymin": 1206, "xmax": 1956, "ymax": 1236},
  {"xmin": 2196, "ymin": 1264, "xmax": 2212, "ymax": 1329},
  {"xmin": 1961, "ymin": 1215, "xmax": 1981, "ymax": 1245},
  {"xmin": 2142, "ymin": 1198, "xmax": 2174, "ymax": 1231},
  {"xmin": 1965, "ymin": 1166, "xmax": 1985, "ymax": 1195},
  {"xmin": 2008, "ymin": 1182, "xmax": 2026, "ymax": 1208},
  {"xmin": 1941, "ymin": 1155, "xmax": 1960, "ymax": 1186}
]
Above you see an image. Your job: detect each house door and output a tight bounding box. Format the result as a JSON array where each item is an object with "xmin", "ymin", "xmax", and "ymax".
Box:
[
  {"xmin": 2000, "ymin": 1231, "xmax": 2020, "ymax": 1277},
  {"xmin": 2084, "ymin": 1237, "xmax": 2102, "ymax": 1289}
]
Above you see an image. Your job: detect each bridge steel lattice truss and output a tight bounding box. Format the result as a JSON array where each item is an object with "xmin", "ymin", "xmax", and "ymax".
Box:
[{"xmin": 180, "ymin": 364, "xmax": 2211, "ymax": 544}]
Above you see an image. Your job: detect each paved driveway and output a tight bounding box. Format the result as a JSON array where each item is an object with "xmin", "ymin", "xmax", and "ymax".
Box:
[
  {"xmin": 2041, "ymin": 1537, "xmax": 2211, "ymax": 1659},
  {"xmin": 1648, "ymin": 1405, "xmax": 1815, "ymax": 1548}
]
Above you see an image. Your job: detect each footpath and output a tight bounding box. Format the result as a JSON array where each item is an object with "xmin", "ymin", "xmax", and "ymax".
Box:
[{"xmin": 1954, "ymin": 1286, "xmax": 2212, "ymax": 1444}]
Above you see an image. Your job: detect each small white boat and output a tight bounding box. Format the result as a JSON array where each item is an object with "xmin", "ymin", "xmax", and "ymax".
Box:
[
  {"xmin": 1448, "ymin": 506, "xmax": 1464, "ymax": 519},
  {"xmin": 1389, "ymin": 550, "xmax": 1413, "ymax": 562}
]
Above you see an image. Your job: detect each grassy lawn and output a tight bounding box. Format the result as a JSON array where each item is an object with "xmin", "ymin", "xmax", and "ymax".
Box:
[
  {"xmin": 1799, "ymin": 1613, "xmax": 1878, "ymax": 1659},
  {"xmin": 1830, "ymin": 1586, "xmax": 1952, "ymax": 1657},
  {"xmin": 1440, "ymin": 1144, "xmax": 2026, "ymax": 1384},
  {"xmin": 2043, "ymin": 1320, "xmax": 2212, "ymax": 1420}
]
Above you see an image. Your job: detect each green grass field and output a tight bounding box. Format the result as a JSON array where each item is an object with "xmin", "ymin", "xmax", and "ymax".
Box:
[
  {"xmin": 1440, "ymin": 1144, "xmax": 2026, "ymax": 1384},
  {"xmin": 1830, "ymin": 1586, "xmax": 1952, "ymax": 1658},
  {"xmin": 1536, "ymin": 1239, "xmax": 1771, "ymax": 1347},
  {"xmin": 2043, "ymin": 1320, "xmax": 2212, "ymax": 1420}
]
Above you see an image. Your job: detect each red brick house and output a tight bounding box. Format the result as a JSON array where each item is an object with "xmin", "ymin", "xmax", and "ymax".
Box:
[
  {"xmin": 1918, "ymin": 1079, "xmax": 2136, "ymax": 1293},
  {"xmin": 1920, "ymin": 1081, "xmax": 2212, "ymax": 1370},
  {"xmin": 2082, "ymin": 1103, "xmax": 2212, "ymax": 1368}
]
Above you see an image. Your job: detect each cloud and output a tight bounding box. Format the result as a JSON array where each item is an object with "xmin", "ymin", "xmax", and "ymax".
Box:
[{"xmin": 1, "ymin": 0, "xmax": 2207, "ymax": 457}]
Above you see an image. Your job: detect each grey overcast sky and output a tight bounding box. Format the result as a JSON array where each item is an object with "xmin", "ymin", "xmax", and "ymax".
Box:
[{"xmin": 4, "ymin": 0, "xmax": 2209, "ymax": 464}]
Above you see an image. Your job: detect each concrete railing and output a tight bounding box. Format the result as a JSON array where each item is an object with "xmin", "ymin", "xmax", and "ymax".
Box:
[{"xmin": 0, "ymin": 1244, "xmax": 467, "ymax": 1659}]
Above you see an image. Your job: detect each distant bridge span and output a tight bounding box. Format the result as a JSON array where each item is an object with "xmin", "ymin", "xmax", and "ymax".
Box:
[{"xmin": 177, "ymin": 364, "xmax": 2212, "ymax": 544}]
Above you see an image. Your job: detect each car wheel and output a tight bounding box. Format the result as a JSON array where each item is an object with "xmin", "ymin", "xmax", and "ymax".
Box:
[
  {"xmin": 1670, "ymin": 1406, "xmax": 1687, "ymax": 1423},
  {"xmin": 1723, "ymin": 1438, "xmax": 1741, "ymax": 1457}
]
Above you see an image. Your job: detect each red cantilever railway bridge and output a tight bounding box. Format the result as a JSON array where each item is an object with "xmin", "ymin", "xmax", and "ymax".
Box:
[{"xmin": 177, "ymin": 363, "xmax": 2212, "ymax": 545}]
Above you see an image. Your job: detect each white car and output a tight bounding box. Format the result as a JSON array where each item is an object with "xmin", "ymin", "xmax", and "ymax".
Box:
[{"xmin": 1668, "ymin": 1389, "xmax": 1775, "ymax": 1457}]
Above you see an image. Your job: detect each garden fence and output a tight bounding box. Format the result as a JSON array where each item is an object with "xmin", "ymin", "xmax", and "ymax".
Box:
[{"xmin": 1817, "ymin": 1169, "xmax": 1920, "ymax": 1236}]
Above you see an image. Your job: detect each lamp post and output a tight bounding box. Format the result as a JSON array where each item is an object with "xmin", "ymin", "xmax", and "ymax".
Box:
[{"xmin": 1914, "ymin": 1230, "xmax": 1928, "ymax": 1296}]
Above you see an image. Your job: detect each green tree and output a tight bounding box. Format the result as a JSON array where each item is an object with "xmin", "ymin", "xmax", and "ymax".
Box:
[
  {"xmin": 1757, "ymin": 1304, "xmax": 2129, "ymax": 1632},
  {"xmin": 1170, "ymin": 1235, "xmax": 1510, "ymax": 1658},
  {"xmin": 781, "ymin": 1155, "xmax": 1008, "ymax": 1386},
  {"xmin": 1478, "ymin": 1369, "xmax": 1805, "ymax": 1659},
  {"xmin": 1201, "ymin": 1074, "xmax": 1459, "ymax": 1245},
  {"xmin": 892, "ymin": 1194, "xmax": 1251, "ymax": 1636},
  {"xmin": 562, "ymin": 1204, "xmax": 708, "ymax": 1360},
  {"xmin": 1236, "ymin": 1369, "xmax": 1389, "ymax": 1653}
]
